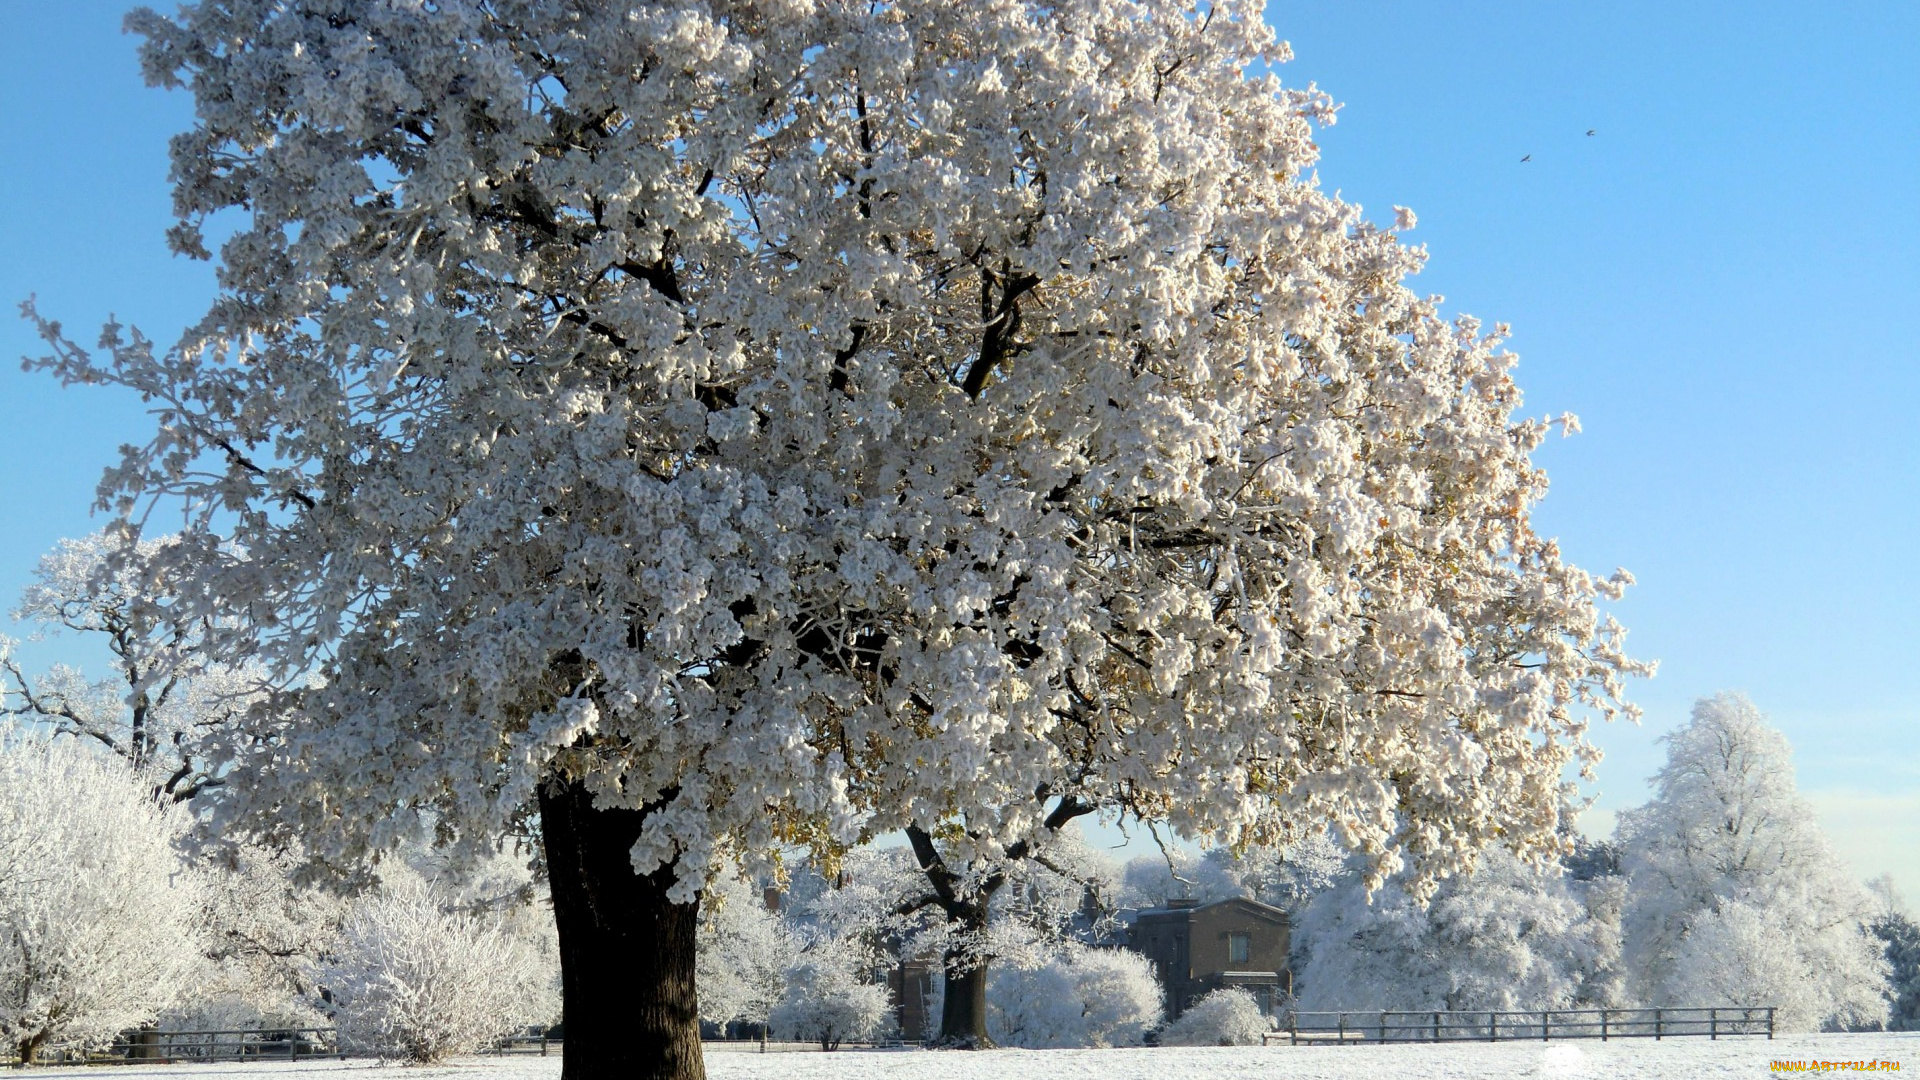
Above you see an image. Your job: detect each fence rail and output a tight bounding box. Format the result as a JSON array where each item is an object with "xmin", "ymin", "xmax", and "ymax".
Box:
[
  {"xmin": 1265, "ymin": 1007, "xmax": 1775, "ymax": 1046},
  {"xmin": 8, "ymin": 1027, "xmax": 344, "ymax": 1066}
]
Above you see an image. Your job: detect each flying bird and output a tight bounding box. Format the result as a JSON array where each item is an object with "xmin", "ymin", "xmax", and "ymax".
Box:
[
  {"xmin": 1521, "ymin": 154, "xmax": 1532, "ymax": 162},
  {"xmin": 1586, "ymin": 129, "xmax": 1597, "ymax": 136}
]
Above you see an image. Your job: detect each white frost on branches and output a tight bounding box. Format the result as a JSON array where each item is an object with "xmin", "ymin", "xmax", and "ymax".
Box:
[
  {"xmin": 162, "ymin": 842, "xmax": 346, "ymax": 1032},
  {"xmin": 1160, "ymin": 987, "xmax": 1269, "ymax": 1046},
  {"xmin": 1615, "ymin": 693, "xmax": 1888, "ymax": 1032},
  {"xmin": 986, "ymin": 945, "xmax": 1161, "ymax": 1048},
  {"xmin": 768, "ymin": 937, "xmax": 892, "ymax": 1050},
  {"xmin": 318, "ymin": 865, "xmax": 557, "ymax": 1062},
  {"xmin": 0, "ymin": 731, "xmax": 201, "ymax": 1064},
  {"xmin": 1, "ymin": 532, "xmax": 261, "ymax": 803},
  {"xmin": 1293, "ymin": 848, "xmax": 1607, "ymax": 1013},
  {"xmin": 30, "ymin": 0, "xmax": 1643, "ymax": 906},
  {"xmin": 697, "ymin": 872, "xmax": 799, "ymax": 1030}
]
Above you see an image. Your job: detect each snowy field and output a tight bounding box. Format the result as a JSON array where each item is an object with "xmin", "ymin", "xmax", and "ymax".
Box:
[{"xmin": 12, "ymin": 1033, "xmax": 1917, "ymax": 1080}]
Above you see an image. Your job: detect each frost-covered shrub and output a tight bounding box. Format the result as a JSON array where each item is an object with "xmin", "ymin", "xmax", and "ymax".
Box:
[
  {"xmin": 319, "ymin": 871, "xmax": 554, "ymax": 1062},
  {"xmin": 987, "ymin": 946, "xmax": 1162, "ymax": 1048},
  {"xmin": 769, "ymin": 941, "xmax": 892, "ymax": 1050},
  {"xmin": 0, "ymin": 730, "xmax": 201, "ymax": 1064},
  {"xmin": 1617, "ymin": 694, "xmax": 1889, "ymax": 1031},
  {"xmin": 1161, "ymin": 988, "xmax": 1268, "ymax": 1046}
]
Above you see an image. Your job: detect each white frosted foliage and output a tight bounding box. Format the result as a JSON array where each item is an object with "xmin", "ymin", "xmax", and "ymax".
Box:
[
  {"xmin": 1615, "ymin": 694, "xmax": 1889, "ymax": 1032},
  {"xmin": 28, "ymin": 0, "xmax": 1644, "ymax": 911},
  {"xmin": 769, "ymin": 940, "xmax": 892, "ymax": 1050},
  {"xmin": 0, "ymin": 731, "xmax": 201, "ymax": 1063},
  {"xmin": 318, "ymin": 867, "xmax": 557, "ymax": 1063},
  {"xmin": 1160, "ymin": 988, "xmax": 1270, "ymax": 1047},
  {"xmin": 1293, "ymin": 848, "xmax": 1602, "ymax": 1013},
  {"xmin": 987, "ymin": 945, "xmax": 1162, "ymax": 1048},
  {"xmin": 698, "ymin": 873, "xmax": 800, "ymax": 1029}
]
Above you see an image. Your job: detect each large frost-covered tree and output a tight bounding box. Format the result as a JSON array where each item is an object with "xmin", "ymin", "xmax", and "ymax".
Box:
[
  {"xmin": 28, "ymin": 0, "xmax": 1643, "ymax": 1075},
  {"xmin": 1615, "ymin": 693, "xmax": 1888, "ymax": 1031},
  {"xmin": 0, "ymin": 731, "xmax": 202, "ymax": 1065}
]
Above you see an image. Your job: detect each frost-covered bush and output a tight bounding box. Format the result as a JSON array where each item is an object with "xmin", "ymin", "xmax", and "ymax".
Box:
[
  {"xmin": 1160, "ymin": 988, "xmax": 1268, "ymax": 1047},
  {"xmin": 0, "ymin": 730, "xmax": 200, "ymax": 1064},
  {"xmin": 1294, "ymin": 848, "xmax": 1603, "ymax": 1013},
  {"xmin": 1616, "ymin": 694, "xmax": 1889, "ymax": 1031},
  {"xmin": 769, "ymin": 940, "xmax": 892, "ymax": 1050},
  {"xmin": 987, "ymin": 946, "xmax": 1162, "ymax": 1048},
  {"xmin": 319, "ymin": 869, "xmax": 554, "ymax": 1062}
]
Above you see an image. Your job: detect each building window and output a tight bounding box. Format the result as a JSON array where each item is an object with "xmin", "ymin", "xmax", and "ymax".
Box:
[{"xmin": 1228, "ymin": 932, "xmax": 1250, "ymax": 964}]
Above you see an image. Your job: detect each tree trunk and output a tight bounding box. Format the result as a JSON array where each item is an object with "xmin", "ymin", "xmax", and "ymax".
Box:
[
  {"xmin": 17, "ymin": 1030, "xmax": 46, "ymax": 1067},
  {"xmin": 934, "ymin": 903, "xmax": 995, "ymax": 1048},
  {"xmin": 539, "ymin": 775, "xmax": 704, "ymax": 1080}
]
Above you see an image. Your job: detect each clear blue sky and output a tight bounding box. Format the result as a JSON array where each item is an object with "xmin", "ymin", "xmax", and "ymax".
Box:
[{"xmin": 3, "ymin": 3, "xmax": 1915, "ymax": 894}]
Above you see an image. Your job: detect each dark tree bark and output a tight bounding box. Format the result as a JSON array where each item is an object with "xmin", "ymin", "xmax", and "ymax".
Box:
[
  {"xmin": 935, "ymin": 903, "xmax": 995, "ymax": 1047},
  {"xmin": 906, "ymin": 797, "xmax": 1092, "ymax": 1048},
  {"xmin": 539, "ymin": 774, "xmax": 704, "ymax": 1080}
]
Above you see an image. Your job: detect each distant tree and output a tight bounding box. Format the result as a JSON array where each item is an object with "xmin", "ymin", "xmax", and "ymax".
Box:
[
  {"xmin": 1, "ymin": 532, "xmax": 255, "ymax": 802},
  {"xmin": 986, "ymin": 944, "xmax": 1162, "ymax": 1048},
  {"xmin": 319, "ymin": 865, "xmax": 557, "ymax": 1063},
  {"xmin": 0, "ymin": 731, "xmax": 200, "ymax": 1064},
  {"xmin": 1160, "ymin": 987, "xmax": 1268, "ymax": 1047},
  {"xmin": 162, "ymin": 842, "xmax": 347, "ymax": 1032},
  {"xmin": 1615, "ymin": 693, "xmax": 1888, "ymax": 1031},
  {"xmin": 768, "ymin": 939, "xmax": 892, "ymax": 1051},
  {"xmin": 1293, "ymin": 848, "xmax": 1606, "ymax": 1013},
  {"xmin": 34, "ymin": 0, "xmax": 1644, "ymax": 1074},
  {"xmin": 696, "ymin": 872, "xmax": 799, "ymax": 1034},
  {"xmin": 1862, "ymin": 877, "xmax": 1919, "ymax": 1032}
]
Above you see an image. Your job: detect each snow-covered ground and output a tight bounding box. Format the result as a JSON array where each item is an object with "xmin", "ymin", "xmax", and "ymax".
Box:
[{"xmin": 13, "ymin": 1032, "xmax": 1916, "ymax": 1079}]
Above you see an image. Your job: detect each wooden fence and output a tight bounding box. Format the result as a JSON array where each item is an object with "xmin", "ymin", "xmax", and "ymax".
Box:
[
  {"xmin": 10, "ymin": 1027, "xmax": 342, "ymax": 1066},
  {"xmin": 1265, "ymin": 1006, "xmax": 1775, "ymax": 1046}
]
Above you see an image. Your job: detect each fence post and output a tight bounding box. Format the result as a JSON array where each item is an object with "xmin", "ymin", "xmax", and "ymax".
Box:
[
  {"xmin": 1378, "ymin": 1013, "xmax": 1385, "ymax": 1043},
  {"xmin": 1541, "ymin": 1011, "xmax": 1549, "ymax": 1042},
  {"xmin": 1655, "ymin": 1007, "xmax": 1663, "ymax": 1041},
  {"xmin": 289, "ymin": 1036, "xmax": 297, "ymax": 1061},
  {"xmin": 541, "ymin": 1036, "xmax": 549, "ymax": 1057},
  {"xmin": 1490, "ymin": 1011, "xmax": 1498, "ymax": 1042},
  {"xmin": 1601, "ymin": 1009, "xmax": 1609, "ymax": 1042},
  {"xmin": 1710, "ymin": 1009, "xmax": 1718, "ymax": 1041},
  {"xmin": 1338, "ymin": 1014, "xmax": 1347, "ymax": 1044},
  {"xmin": 1433, "ymin": 1012, "xmax": 1441, "ymax": 1041},
  {"xmin": 1290, "ymin": 1013, "xmax": 1298, "ymax": 1046},
  {"xmin": 1767, "ymin": 1007, "xmax": 1774, "ymax": 1040}
]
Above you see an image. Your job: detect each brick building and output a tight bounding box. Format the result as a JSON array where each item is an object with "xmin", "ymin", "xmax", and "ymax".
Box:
[{"xmin": 1123, "ymin": 896, "xmax": 1292, "ymax": 1018}]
